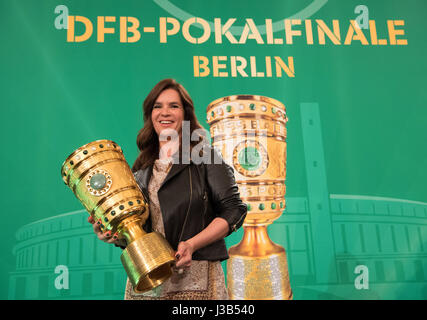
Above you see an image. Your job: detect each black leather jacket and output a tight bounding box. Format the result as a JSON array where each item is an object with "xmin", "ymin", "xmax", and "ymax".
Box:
[{"xmin": 133, "ymin": 148, "xmax": 247, "ymax": 261}]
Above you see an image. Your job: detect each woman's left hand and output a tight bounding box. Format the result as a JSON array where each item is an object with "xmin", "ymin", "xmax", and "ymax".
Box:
[{"xmin": 175, "ymin": 240, "xmax": 195, "ymax": 269}]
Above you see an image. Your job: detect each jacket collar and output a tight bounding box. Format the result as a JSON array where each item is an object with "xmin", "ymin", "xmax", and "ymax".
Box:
[
  {"xmin": 136, "ymin": 160, "xmax": 191, "ymax": 192},
  {"xmin": 137, "ymin": 164, "xmax": 153, "ymax": 191},
  {"xmin": 160, "ymin": 151, "xmax": 191, "ymax": 188},
  {"xmin": 161, "ymin": 162, "xmax": 190, "ymax": 187},
  {"xmin": 137, "ymin": 142, "xmax": 210, "ymax": 190}
]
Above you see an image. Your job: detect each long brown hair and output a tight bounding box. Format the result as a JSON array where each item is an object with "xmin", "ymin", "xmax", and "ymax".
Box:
[{"xmin": 132, "ymin": 79, "xmax": 204, "ymax": 172}]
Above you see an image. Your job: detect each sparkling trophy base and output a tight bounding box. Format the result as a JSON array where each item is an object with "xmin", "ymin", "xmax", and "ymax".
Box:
[{"xmin": 227, "ymin": 226, "xmax": 293, "ymax": 300}]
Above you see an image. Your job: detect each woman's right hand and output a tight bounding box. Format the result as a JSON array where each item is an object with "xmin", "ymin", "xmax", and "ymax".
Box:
[{"xmin": 88, "ymin": 216, "xmax": 125, "ymax": 246}]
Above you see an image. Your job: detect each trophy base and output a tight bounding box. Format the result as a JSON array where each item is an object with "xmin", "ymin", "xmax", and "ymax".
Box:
[
  {"xmin": 227, "ymin": 225, "xmax": 293, "ymax": 300},
  {"xmin": 121, "ymin": 232, "xmax": 175, "ymax": 294}
]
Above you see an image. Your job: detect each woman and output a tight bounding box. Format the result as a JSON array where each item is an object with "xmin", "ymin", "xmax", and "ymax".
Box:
[{"xmin": 89, "ymin": 79, "xmax": 247, "ymax": 299}]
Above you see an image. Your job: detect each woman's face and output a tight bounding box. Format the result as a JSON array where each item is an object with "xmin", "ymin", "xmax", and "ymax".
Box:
[{"xmin": 151, "ymin": 88, "xmax": 185, "ymax": 138}]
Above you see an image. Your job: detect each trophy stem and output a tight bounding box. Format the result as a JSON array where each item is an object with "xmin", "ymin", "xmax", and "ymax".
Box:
[
  {"xmin": 227, "ymin": 225, "xmax": 293, "ymax": 300},
  {"xmin": 119, "ymin": 215, "xmax": 146, "ymax": 244},
  {"xmin": 229, "ymin": 225, "xmax": 283, "ymax": 257}
]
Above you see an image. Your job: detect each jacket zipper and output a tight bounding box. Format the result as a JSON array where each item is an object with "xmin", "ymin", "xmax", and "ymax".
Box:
[
  {"xmin": 178, "ymin": 167, "xmax": 193, "ymax": 243},
  {"xmin": 141, "ymin": 188, "xmax": 149, "ymax": 204},
  {"xmin": 202, "ymin": 191, "xmax": 208, "ymax": 228}
]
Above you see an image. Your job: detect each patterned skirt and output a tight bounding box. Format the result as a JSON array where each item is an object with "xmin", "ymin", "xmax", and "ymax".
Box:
[{"xmin": 124, "ymin": 260, "xmax": 229, "ymax": 300}]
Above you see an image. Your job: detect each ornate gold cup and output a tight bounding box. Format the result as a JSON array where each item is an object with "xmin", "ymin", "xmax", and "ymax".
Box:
[
  {"xmin": 207, "ymin": 95, "xmax": 292, "ymax": 300},
  {"xmin": 61, "ymin": 140, "xmax": 175, "ymax": 293}
]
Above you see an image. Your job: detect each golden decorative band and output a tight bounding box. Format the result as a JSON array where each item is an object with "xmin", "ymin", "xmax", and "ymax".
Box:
[
  {"xmin": 210, "ymin": 117, "xmax": 287, "ymax": 141},
  {"xmin": 68, "ymin": 156, "xmax": 127, "ymax": 191},
  {"xmin": 237, "ymin": 181, "xmax": 286, "ymax": 198},
  {"xmin": 62, "ymin": 140, "xmax": 121, "ymax": 169},
  {"xmin": 207, "ymin": 94, "xmax": 287, "ymax": 117},
  {"xmin": 91, "ymin": 185, "xmax": 140, "ymax": 216},
  {"xmin": 61, "ymin": 140, "xmax": 123, "ymax": 181}
]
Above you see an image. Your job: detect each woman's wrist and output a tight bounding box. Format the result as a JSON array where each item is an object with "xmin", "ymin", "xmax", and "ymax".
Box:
[
  {"xmin": 184, "ymin": 217, "xmax": 229, "ymax": 253},
  {"xmin": 184, "ymin": 238, "xmax": 196, "ymax": 253}
]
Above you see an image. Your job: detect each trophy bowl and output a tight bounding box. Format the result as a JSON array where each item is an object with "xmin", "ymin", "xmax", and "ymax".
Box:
[{"xmin": 61, "ymin": 139, "xmax": 175, "ymax": 293}]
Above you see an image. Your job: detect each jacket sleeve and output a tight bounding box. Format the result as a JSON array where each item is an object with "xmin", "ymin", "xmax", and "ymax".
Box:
[{"xmin": 205, "ymin": 150, "xmax": 247, "ymax": 236}]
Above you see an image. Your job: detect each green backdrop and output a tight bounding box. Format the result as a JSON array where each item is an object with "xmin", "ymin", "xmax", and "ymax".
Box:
[{"xmin": 2, "ymin": 0, "xmax": 427, "ymax": 300}]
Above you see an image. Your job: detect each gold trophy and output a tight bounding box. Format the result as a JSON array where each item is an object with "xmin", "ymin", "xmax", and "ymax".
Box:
[
  {"xmin": 207, "ymin": 95, "xmax": 292, "ymax": 300},
  {"xmin": 61, "ymin": 140, "xmax": 175, "ymax": 293}
]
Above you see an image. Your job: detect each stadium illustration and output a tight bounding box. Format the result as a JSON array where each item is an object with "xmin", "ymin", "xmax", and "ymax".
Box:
[{"xmin": 8, "ymin": 103, "xmax": 427, "ymax": 299}]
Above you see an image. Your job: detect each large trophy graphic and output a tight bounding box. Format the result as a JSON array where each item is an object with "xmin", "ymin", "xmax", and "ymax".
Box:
[
  {"xmin": 207, "ymin": 95, "xmax": 292, "ymax": 300},
  {"xmin": 61, "ymin": 140, "xmax": 175, "ymax": 293}
]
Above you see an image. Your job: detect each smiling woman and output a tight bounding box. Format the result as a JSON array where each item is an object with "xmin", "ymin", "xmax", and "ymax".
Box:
[
  {"xmin": 151, "ymin": 88, "xmax": 185, "ymax": 158},
  {"xmin": 88, "ymin": 78, "xmax": 247, "ymax": 300},
  {"xmin": 132, "ymin": 79, "xmax": 204, "ymax": 170}
]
